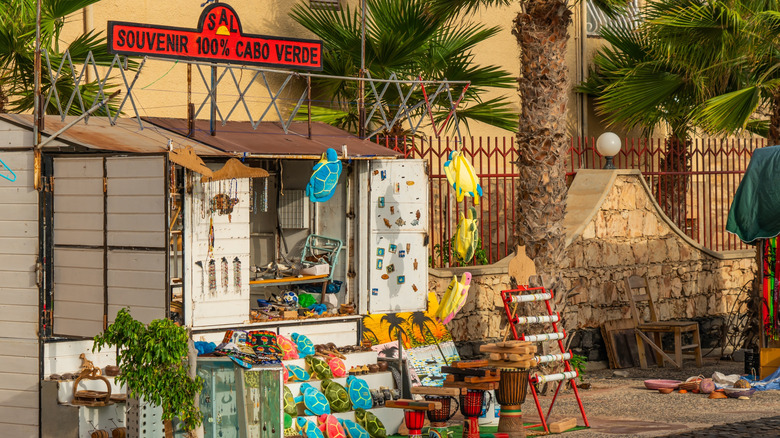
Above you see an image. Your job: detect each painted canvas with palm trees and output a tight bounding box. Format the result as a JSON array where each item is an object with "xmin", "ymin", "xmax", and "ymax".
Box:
[
  {"xmin": 362, "ymin": 293, "xmax": 452, "ymax": 348},
  {"xmin": 362, "ymin": 293, "xmax": 459, "ymax": 386}
]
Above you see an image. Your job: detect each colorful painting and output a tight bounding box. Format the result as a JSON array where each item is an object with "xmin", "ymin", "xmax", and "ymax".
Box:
[{"xmin": 361, "ymin": 293, "xmax": 453, "ymax": 349}]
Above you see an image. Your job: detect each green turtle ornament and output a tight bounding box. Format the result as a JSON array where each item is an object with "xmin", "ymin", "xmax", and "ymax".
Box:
[
  {"xmin": 306, "ymin": 148, "xmax": 342, "ymax": 203},
  {"xmin": 321, "ymin": 379, "xmax": 352, "ymax": 412},
  {"xmin": 294, "ymin": 382, "xmax": 331, "ymax": 416},
  {"xmin": 347, "ymin": 376, "xmax": 372, "ymax": 410},
  {"xmin": 306, "ymin": 355, "xmax": 334, "ymax": 380},
  {"xmin": 339, "ymin": 418, "xmax": 370, "ymax": 438},
  {"xmin": 287, "ymin": 364, "xmax": 310, "ymax": 382},
  {"xmin": 355, "ymin": 408, "xmax": 386, "ymax": 438},
  {"xmin": 284, "ymin": 386, "xmax": 297, "ymax": 418},
  {"xmin": 297, "ymin": 417, "xmax": 326, "ymax": 438}
]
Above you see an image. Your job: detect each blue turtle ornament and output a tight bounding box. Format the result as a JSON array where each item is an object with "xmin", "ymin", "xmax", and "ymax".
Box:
[
  {"xmin": 292, "ymin": 332, "xmax": 316, "ymax": 357},
  {"xmin": 286, "ymin": 364, "xmax": 310, "ymax": 382},
  {"xmin": 297, "ymin": 417, "xmax": 326, "ymax": 438},
  {"xmin": 294, "ymin": 382, "xmax": 331, "ymax": 416},
  {"xmin": 306, "ymin": 148, "xmax": 342, "ymax": 203},
  {"xmin": 339, "ymin": 418, "xmax": 370, "ymax": 438},
  {"xmin": 347, "ymin": 376, "xmax": 373, "ymax": 410}
]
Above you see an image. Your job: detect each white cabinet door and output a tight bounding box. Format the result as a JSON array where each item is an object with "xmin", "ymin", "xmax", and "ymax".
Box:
[{"xmin": 368, "ymin": 160, "xmax": 428, "ymax": 313}]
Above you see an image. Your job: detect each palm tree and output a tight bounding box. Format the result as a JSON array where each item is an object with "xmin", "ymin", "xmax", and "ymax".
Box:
[
  {"xmin": 0, "ymin": 0, "xmax": 119, "ymax": 114},
  {"xmin": 380, "ymin": 313, "xmax": 409, "ymax": 345},
  {"xmin": 406, "ymin": 312, "xmax": 436, "ymax": 344},
  {"xmin": 289, "ymin": 0, "xmax": 518, "ymax": 135}
]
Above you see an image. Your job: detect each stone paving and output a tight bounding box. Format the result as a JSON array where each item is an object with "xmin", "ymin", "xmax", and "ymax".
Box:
[{"xmin": 663, "ymin": 415, "xmax": 780, "ymax": 437}]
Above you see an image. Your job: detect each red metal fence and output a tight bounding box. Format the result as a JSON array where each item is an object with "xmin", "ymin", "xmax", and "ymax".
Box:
[{"xmin": 380, "ymin": 136, "xmax": 761, "ymax": 268}]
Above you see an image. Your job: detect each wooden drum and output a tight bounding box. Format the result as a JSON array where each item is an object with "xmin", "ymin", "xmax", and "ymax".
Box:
[
  {"xmin": 496, "ymin": 368, "xmax": 529, "ymax": 438},
  {"xmin": 496, "ymin": 368, "xmax": 529, "ymax": 406}
]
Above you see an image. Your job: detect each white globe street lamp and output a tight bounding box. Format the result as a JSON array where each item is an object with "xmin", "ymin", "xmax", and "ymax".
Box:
[{"xmin": 596, "ymin": 132, "xmax": 622, "ymax": 169}]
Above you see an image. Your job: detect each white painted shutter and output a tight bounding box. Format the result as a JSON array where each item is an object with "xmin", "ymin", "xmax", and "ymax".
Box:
[{"xmin": 52, "ymin": 157, "xmax": 106, "ymax": 338}]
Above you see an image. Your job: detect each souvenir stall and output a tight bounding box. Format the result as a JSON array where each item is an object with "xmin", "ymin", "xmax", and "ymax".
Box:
[{"xmin": 140, "ymin": 116, "xmax": 431, "ymax": 438}]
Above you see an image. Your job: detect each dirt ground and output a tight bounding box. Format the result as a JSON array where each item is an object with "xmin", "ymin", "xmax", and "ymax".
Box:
[{"xmin": 518, "ymin": 356, "xmax": 780, "ymax": 437}]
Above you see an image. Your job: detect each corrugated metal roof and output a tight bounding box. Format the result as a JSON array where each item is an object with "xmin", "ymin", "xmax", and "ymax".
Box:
[
  {"xmin": 143, "ymin": 117, "xmax": 401, "ymax": 159},
  {"xmin": 0, "ymin": 114, "xmax": 228, "ymax": 156}
]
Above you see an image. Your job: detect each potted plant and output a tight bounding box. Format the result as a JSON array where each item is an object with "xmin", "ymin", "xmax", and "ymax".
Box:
[{"xmin": 93, "ymin": 308, "xmax": 203, "ymax": 435}]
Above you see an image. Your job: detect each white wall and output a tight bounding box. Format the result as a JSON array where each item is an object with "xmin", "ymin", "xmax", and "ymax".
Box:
[{"xmin": 0, "ymin": 148, "xmax": 40, "ymax": 436}]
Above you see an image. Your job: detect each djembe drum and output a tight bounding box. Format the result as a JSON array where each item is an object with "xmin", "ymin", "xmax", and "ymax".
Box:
[
  {"xmin": 425, "ymin": 395, "xmax": 459, "ymax": 438},
  {"xmin": 404, "ymin": 410, "xmax": 426, "ymax": 438},
  {"xmin": 495, "ymin": 368, "xmax": 529, "ymax": 438},
  {"xmin": 459, "ymin": 389, "xmax": 492, "ymax": 438}
]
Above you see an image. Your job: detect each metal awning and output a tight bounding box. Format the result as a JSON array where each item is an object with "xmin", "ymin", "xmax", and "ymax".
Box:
[
  {"xmin": 143, "ymin": 117, "xmax": 402, "ymax": 159},
  {"xmin": 0, "ymin": 114, "xmax": 228, "ymax": 156}
]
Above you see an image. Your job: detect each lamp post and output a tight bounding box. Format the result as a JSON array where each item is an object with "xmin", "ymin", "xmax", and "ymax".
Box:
[{"xmin": 596, "ymin": 132, "xmax": 622, "ymax": 169}]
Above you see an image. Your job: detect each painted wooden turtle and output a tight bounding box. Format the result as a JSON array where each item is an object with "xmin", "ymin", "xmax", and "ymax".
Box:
[
  {"xmin": 339, "ymin": 418, "xmax": 370, "ymax": 438},
  {"xmin": 277, "ymin": 334, "xmax": 300, "ymax": 360},
  {"xmin": 347, "ymin": 376, "xmax": 373, "ymax": 410},
  {"xmin": 327, "ymin": 355, "xmax": 347, "ymax": 378},
  {"xmin": 297, "ymin": 417, "xmax": 326, "ymax": 438},
  {"xmin": 306, "ymin": 356, "xmax": 334, "ymax": 380},
  {"xmin": 292, "ymin": 333, "xmax": 316, "ymax": 357},
  {"xmin": 321, "ymin": 379, "xmax": 352, "ymax": 412},
  {"xmin": 295, "ymin": 383, "xmax": 331, "ymax": 416},
  {"xmin": 317, "ymin": 414, "xmax": 348, "ymax": 438},
  {"xmin": 355, "ymin": 408, "xmax": 386, "ymax": 438}
]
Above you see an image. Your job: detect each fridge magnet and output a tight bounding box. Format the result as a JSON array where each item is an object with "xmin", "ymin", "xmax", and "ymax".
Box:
[
  {"xmin": 395, "ymin": 217, "xmax": 406, "ymax": 227},
  {"xmin": 398, "ymin": 250, "xmax": 406, "ymax": 258},
  {"xmin": 373, "ymin": 170, "xmax": 379, "ymax": 175},
  {"xmin": 377, "ymin": 248, "xmax": 385, "ymax": 257},
  {"xmin": 380, "ymin": 170, "xmax": 386, "ymax": 180},
  {"xmin": 383, "ymin": 218, "xmax": 392, "ymax": 228},
  {"xmin": 390, "ymin": 206, "xmax": 395, "ymax": 215},
  {"xmin": 376, "ymin": 259, "xmax": 383, "ymax": 270},
  {"xmin": 381, "ymin": 274, "xmax": 389, "ymax": 280},
  {"xmin": 397, "ymin": 276, "xmax": 405, "ymax": 284},
  {"xmin": 412, "ymin": 284, "xmax": 418, "ymax": 292},
  {"xmin": 411, "ymin": 219, "xmax": 419, "ymax": 226},
  {"xmin": 372, "ymin": 288, "xmax": 379, "ymax": 296},
  {"xmin": 407, "ymin": 181, "xmax": 415, "ymax": 186},
  {"xmin": 394, "ymin": 182, "xmax": 400, "ymax": 193},
  {"xmin": 378, "ymin": 197, "xmax": 385, "ymax": 208},
  {"xmin": 406, "ymin": 243, "xmax": 411, "ymax": 252},
  {"xmin": 413, "ymin": 259, "xmax": 418, "ymax": 270},
  {"xmin": 386, "ymin": 264, "xmax": 395, "ymax": 274},
  {"xmin": 388, "ymin": 244, "xmax": 397, "ymax": 253}
]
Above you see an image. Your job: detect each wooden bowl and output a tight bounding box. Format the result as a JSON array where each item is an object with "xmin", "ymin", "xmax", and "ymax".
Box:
[
  {"xmin": 658, "ymin": 387, "xmax": 673, "ymax": 394},
  {"xmin": 644, "ymin": 379, "xmax": 682, "ymax": 390}
]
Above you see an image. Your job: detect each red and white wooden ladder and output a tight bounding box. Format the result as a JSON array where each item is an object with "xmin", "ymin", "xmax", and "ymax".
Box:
[{"xmin": 500, "ymin": 285, "xmax": 589, "ymax": 433}]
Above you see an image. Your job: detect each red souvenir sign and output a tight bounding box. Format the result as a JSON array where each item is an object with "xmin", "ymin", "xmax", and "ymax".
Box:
[{"xmin": 107, "ymin": 3, "xmax": 323, "ymax": 70}]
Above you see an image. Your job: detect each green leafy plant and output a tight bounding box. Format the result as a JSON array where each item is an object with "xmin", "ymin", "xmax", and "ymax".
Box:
[
  {"xmin": 569, "ymin": 354, "xmax": 587, "ymax": 382},
  {"xmin": 93, "ymin": 308, "xmax": 203, "ymax": 431},
  {"xmin": 429, "ymin": 236, "xmax": 489, "ymax": 268}
]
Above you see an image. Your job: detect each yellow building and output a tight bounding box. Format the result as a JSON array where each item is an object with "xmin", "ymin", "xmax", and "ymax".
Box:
[{"xmin": 59, "ymin": 0, "xmax": 628, "ymax": 139}]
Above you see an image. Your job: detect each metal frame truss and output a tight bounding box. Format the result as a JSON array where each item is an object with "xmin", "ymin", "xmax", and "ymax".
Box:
[{"xmin": 43, "ymin": 50, "xmax": 470, "ymax": 138}]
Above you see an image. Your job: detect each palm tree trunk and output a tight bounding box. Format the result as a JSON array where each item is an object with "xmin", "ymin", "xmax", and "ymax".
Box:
[
  {"xmin": 770, "ymin": 91, "xmax": 780, "ymax": 145},
  {"xmin": 513, "ymin": 0, "xmax": 572, "ymax": 278}
]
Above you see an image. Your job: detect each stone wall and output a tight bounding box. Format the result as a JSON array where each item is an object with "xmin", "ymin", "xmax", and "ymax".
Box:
[{"xmin": 429, "ymin": 169, "xmax": 755, "ymax": 360}]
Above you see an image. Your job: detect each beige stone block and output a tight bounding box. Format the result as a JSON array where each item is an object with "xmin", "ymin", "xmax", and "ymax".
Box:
[
  {"xmin": 695, "ymin": 295, "xmax": 707, "ymax": 316},
  {"xmin": 627, "ymin": 210, "xmax": 644, "ymax": 237},
  {"xmin": 648, "ymin": 240, "xmax": 667, "ymax": 263},
  {"xmin": 604, "ymin": 243, "xmax": 620, "ymax": 266},
  {"xmin": 647, "ymin": 264, "xmax": 662, "ymax": 277},
  {"xmin": 605, "ymin": 212, "xmax": 627, "ymax": 238},
  {"xmin": 583, "ymin": 242, "xmax": 602, "ymax": 268},
  {"xmin": 632, "ymin": 241, "xmax": 649, "ymax": 264},
  {"xmin": 620, "ymin": 182, "xmax": 637, "ymax": 210},
  {"xmin": 665, "ymin": 238, "xmax": 680, "ymax": 261},
  {"xmin": 685, "ymin": 300, "xmax": 695, "ymax": 318},
  {"xmin": 671, "ymin": 277, "xmax": 683, "ymax": 297},
  {"xmin": 643, "ymin": 214, "xmax": 659, "ymax": 236},
  {"xmin": 582, "ymin": 221, "xmax": 596, "ymax": 240}
]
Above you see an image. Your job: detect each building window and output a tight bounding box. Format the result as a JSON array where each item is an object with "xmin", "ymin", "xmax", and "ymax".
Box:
[
  {"xmin": 586, "ymin": 0, "xmax": 641, "ymax": 36},
  {"xmin": 310, "ymin": 0, "xmax": 341, "ymax": 10}
]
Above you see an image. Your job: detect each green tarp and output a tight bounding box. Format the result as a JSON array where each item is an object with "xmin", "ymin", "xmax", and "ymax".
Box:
[{"xmin": 727, "ymin": 145, "xmax": 780, "ymax": 243}]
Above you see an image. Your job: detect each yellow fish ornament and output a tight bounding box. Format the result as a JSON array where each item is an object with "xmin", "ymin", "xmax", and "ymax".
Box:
[
  {"xmin": 443, "ymin": 150, "xmax": 483, "ymax": 205},
  {"xmin": 435, "ymin": 272, "xmax": 472, "ymax": 324},
  {"xmin": 453, "ymin": 206, "xmax": 479, "ymax": 264}
]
